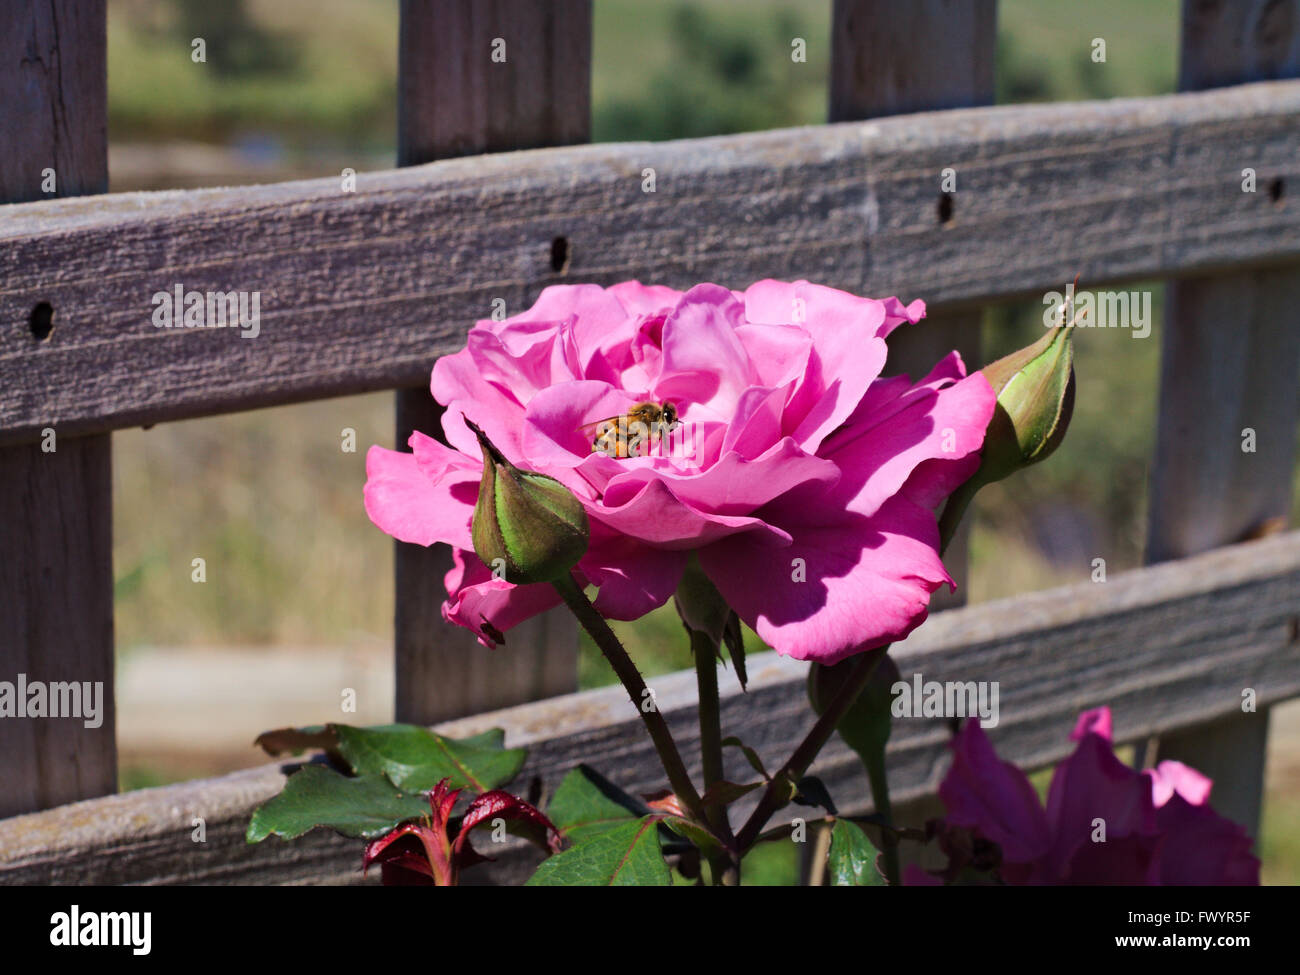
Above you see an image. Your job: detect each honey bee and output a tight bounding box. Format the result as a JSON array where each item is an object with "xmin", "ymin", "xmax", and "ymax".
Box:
[{"xmin": 580, "ymin": 401, "xmax": 679, "ymax": 458}]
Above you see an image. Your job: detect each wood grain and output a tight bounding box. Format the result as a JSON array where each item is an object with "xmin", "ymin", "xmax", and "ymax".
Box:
[
  {"xmin": 0, "ymin": 0, "xmax": 115, "ymax": 818},
  {"xmin": 2, "ymin": 530, "xmax": 1297, "ymax": 884},
  {"xmin": 392, "ymin": 1, "xmax": 589, "ymax": 724},
  {"xmin": 1149, "ymin": 0, "xmax": 1300, "ymax": 839},
  {"xmin": 1, "ymin": 81, "xmax": 1299, "ymax": 444},
  {"xmin": 398, "ymin": 0, "xmax": 591, "ymax": 164}
]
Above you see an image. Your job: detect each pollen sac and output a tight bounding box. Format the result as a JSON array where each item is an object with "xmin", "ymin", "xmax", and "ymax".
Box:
[{"xmin": 467, "ymin": 420, "xmax": 590, "ymax": 585}]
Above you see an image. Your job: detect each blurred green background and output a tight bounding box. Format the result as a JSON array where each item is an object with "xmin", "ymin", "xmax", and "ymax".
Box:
[{"xmin": 105, "ymin": 0, "xmax": 1299, "ymax": 883}]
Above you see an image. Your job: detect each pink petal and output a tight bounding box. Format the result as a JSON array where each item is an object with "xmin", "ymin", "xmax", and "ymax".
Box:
[
  {"xmin": 580, "ymin": 524, "xmax": 689, "ymax": 620},
  {"xmin": 937, "ymin": 718, "xmax": 1053, "ymax": 867},
  {"xmin": 607, "ymin": 280, "xmax": 684, "ymax": 318},
  {"xmin": 734, "ymin": 321, "xmax": 813, "ymax": 389},
  {"xmin": 1044, "ymin": 734, "xmax": 1157, "ymax": 878},
  {"xmin": 1060, "ymin": 833, "xmax": 1163, "ymax": 885},
  {"xmin": 591, "ymin": 477, "xmax": 791, "ymax": 549},
  {"xmin": 604, "ymin": 437, "xmax": 839, "ymax": 518},
  {"xmin": 363, "ymin": 437, "xmax": 479, "ymax": 550},
  {"xmin": 1147, "ymin": 760, "xmax": 1212, "ymax": 808},
  {"xmin": 698, "ymin": 494, "xmax": 951, "ymax": 663},
  {"xmin": 742, "ymin": 280, "xmax": 919, "ymax": 453},
  {"xmin": 653, "ymin": 284, "xmax": 759, "ymax": 420},
  {"xmin": 442, "ymin": 549, "xmax": 566, "ymax": 647},
  {"xmin": 1153, "ymin": 793, "xmax": 1259, "ymax": 885},
  {"xmin": 1069, "ymin": 707, "xmax": 1114, "ymax": 743},
  {"xmin": 818, "ymin": 357, "xmax": 995, "ymax": 521}
]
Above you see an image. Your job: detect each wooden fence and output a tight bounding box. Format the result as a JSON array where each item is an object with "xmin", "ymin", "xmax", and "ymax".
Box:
[{"xmin": 0, "ymin": 0, "xmax": 1298, "ymax": 884}]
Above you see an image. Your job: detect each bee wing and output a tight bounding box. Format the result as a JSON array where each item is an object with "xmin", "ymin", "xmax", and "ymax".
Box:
[{"xmin": 576, "ymin": 414, "xmax": 626, "ymax": 433}]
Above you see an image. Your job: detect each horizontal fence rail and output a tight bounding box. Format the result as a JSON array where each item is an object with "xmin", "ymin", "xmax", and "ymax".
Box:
[
  {"xmin": 2, "ymin": 531, "xmax": 1296, "ymax": 885},
  {"xmin": 0, "ymin": 80, "xmax": 1298, "ymax": 445}
]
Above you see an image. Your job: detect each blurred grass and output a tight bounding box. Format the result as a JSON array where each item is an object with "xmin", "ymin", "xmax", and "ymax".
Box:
[{"xmin": 105, "ymin": 0, "xmax": 1300, "ymax": 884}]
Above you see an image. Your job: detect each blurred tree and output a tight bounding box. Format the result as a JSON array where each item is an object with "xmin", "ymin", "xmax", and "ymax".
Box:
[
  {"xmin": 171, "ymin": 0, "xmax": 300, "ymax": 78},
  {"xmin": 594, "ymin": 3, "xmax": 818, "ymax": 141}
]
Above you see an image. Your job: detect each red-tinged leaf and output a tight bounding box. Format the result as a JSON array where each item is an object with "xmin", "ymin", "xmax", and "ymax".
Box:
[
  {"xmin": 362, "ymin": 780, "xmax": 464, "ymax": 886},
  {"xmin": 457, "ymin": 789, "xmax": 563, "ymax": 856},
  {"xmin": 428, "ymin": 778, "xmax": 462, "ymax": 830},
  {"xmin": 363, "ymin": 820, "xmax": 453, "ymax": 886}
]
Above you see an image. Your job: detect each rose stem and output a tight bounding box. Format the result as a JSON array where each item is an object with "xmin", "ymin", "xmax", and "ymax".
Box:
[
  {"xmin": 551, "ymin": 573, "xmax": 708, "ymax": 825},
  {"xmin": 690, "ymin": 626, "xmax": 740, "ymax": 885},
  {"xmin": 735, "ymin": 523, "xmax": 965, "ymax": 867},
  {"xmin": 733, "ymin": 643, "xmax": 890, "ymax": 852}
]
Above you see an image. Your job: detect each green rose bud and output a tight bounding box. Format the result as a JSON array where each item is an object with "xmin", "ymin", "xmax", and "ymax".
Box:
[
  {"xmin": 467, "ymin": 419, "xmax": 589, "ymax": 585},
  {"xmin": 938, "ymin": 320, "xmax": 1076, "ymax": 551},
  {"xmin": 978, "ymin": 322, "xmax": 1076, "ymax": 484},
  {"xmin": 673, "ymin": 555, "xmax": 731, "ymax": 646}
]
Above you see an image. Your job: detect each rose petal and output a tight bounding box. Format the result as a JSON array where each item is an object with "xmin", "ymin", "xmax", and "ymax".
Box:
[
  {"xmin": 442, "ymin": 549, "xmax": 567, "ymax": 647},
  {"xmin": 363, "ymin": 437, "xmax": 479, "ymax": 550},
  {"xmin": 937, "ymin": 718, "xmax": 1053, "ymax": 867},
  {"xmin": 699, "ymin": 494, "xmax": 951, "ymax": 663}
]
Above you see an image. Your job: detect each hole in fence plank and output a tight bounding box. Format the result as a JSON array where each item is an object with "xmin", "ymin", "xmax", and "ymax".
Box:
[
  {"xmin": 550, "ymin": 236, "xmax": 571, "ymax": 274},
  {"xmin": 29, "ymin": 302, "xmax": 54, "ymax": 341},
  {"xmin": 937, "ymin": 193, "xmax": 954, "ymax": 225}
]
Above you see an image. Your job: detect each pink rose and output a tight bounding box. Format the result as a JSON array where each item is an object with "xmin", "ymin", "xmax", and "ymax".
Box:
[
  {"xmin": 364, "ymin": 281, "xmax": 995, "ymax": 663},
  {"xmin": 910, "ymin": 707, "xmax": 1259, "ymax": 884}
]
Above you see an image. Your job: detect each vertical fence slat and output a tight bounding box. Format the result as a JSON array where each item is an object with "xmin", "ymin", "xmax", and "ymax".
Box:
[
  {"xmin": 1148, "ymin": 0, "xmax": 1300, "ymax": 838},
  {"xmin": 394, "ymin": 0, "xmax": 591, "ymax": 724},
  {"xmin": 0, "ymin": 0, "xmax": 114, "ymax": 818},
  {"xmin": 829, "ymin": 0, "xmax": 996, "ymax": 611},
  {"xmin": 825, "ymin": 0, "xmax": 996, "ymax": 878}
]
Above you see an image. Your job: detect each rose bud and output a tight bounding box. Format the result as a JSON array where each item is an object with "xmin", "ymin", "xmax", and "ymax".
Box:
[
  {"xmin": 466, "ymin": 419, "xmax": 589, "ymax": 585},
  {"xmin": 939, "ymin": 322, "xmax": 1075, "ymax": 550},
  {"xmin": 978, "ymin": 322, "xmax": 1076, "ymax": 484},
  {"xmin": 674, "ymin": 555, "xmax": 731, "ymax": 647}
]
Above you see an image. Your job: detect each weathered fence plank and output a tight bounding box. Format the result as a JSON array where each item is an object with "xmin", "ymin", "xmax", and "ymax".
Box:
[
  {"xmin": 2, "ymin": 531, "xmax": 1297, "ymax": 884},
  {"xmin": 1147, "ymin": 0, "xmax": 1300, "ymax": 840},
  {"xmin": 392, "ymin": 1, "xmax": 590, "ymax": 725},
  {"xmin": 2, "ymin": 81, "xmax": 1299, "ymax": 444},
  {"xmin": 0, "ymin": 0, "xmax": 116, "ymax": 818}
]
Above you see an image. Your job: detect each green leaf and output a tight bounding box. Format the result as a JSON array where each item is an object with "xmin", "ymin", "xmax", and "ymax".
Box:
[
  {"xmin": 526, "ymin": 818, "xmax": 671, "ymax": 886},
  {"xmin": 659, "ymin": 814, "xmax": 724, "ymax": 857},
  {"xmin": 546, "ymin": 765, "xmax": 648, "ymax": 841},
  {"xmin": 526, "ymin": 766, "xmax": 672, "ymax": 885},
  {"xmin": 723, "ymin": 611, "xmax": 747, "ymax": 691},
  {"xmin": 827, "ymin": 819, "xmax": 886, "ymax": 886},
  {"xmin": 722, "ymin": 736, "xmax": 770, "ymax": 781},
  {"xmin": 792, "ymin": 776, "xmax": 838, "ymax": 814},
  {"xmin": 246, "ymin": 767, "xmax": 429, "ymax": 842},
  {"xmin": 332, "ymin": 724, "xmax": 525, "ymax": 792},
  {"xmin": 254, "ymin": 723, "xmax": 526, "ymax": 793},
  {"xmin": 700, "ymin": 779, "xmax": 762, "ymax": 806}
]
